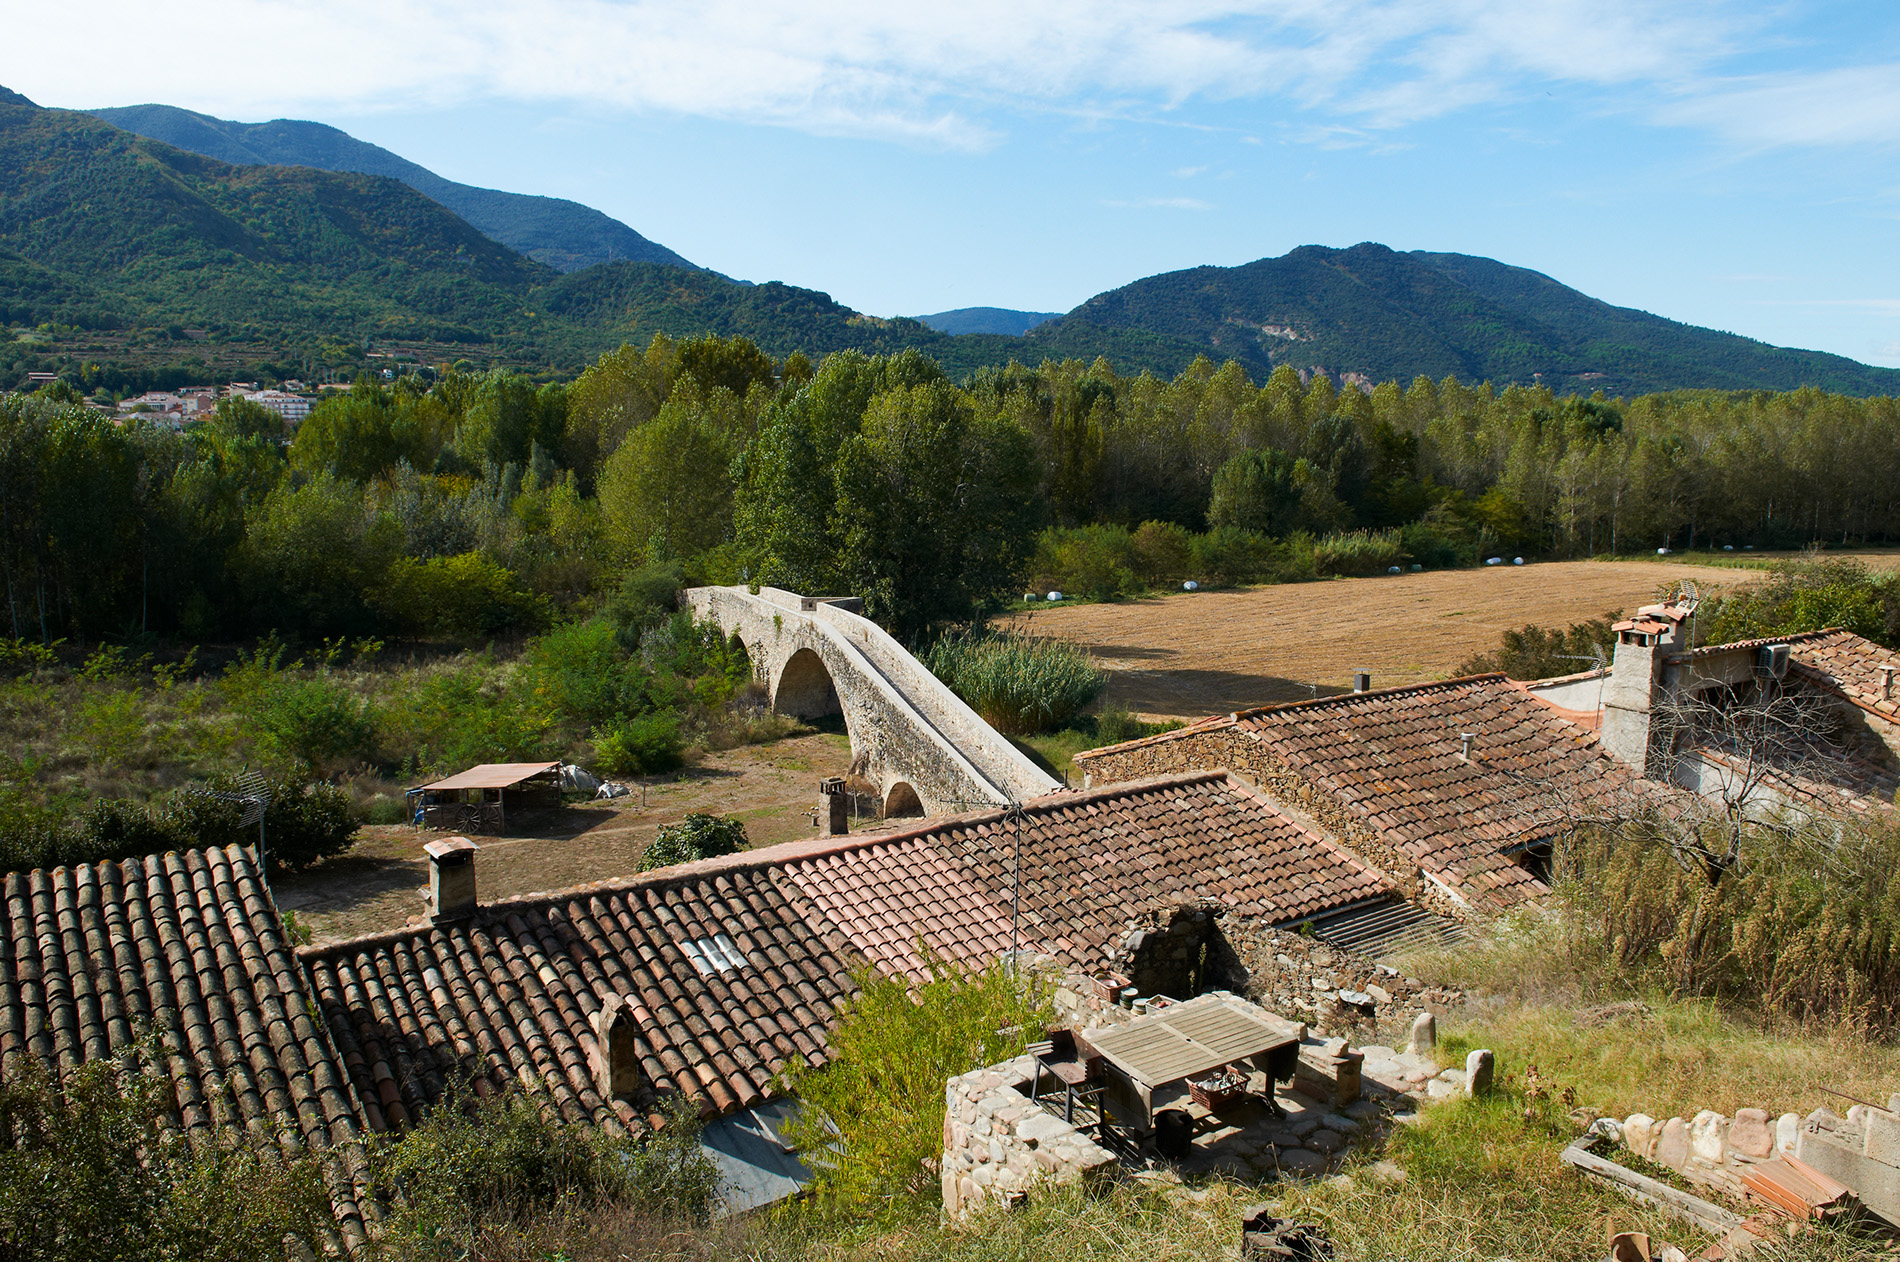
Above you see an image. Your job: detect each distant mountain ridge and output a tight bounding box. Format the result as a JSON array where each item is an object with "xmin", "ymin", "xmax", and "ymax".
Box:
[
  {"xmin": 6, "ymin": 87, "xmax": 1898, "ymax": 396},
  {"xmin": 915, "ymin": 307, "xmax": 1060, "ymax": 336},
  {"xmin": 87, "ymin": 103, "xmax": 700, "ymax": 275},
  {"xmin": 1022, "ymin": 244, "xmax": 1900, "ymax": 396}
]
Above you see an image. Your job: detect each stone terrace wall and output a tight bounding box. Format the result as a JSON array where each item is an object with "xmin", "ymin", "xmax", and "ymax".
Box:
[
  {"xmin": 941, "ymin": 1053, "xmax": 1118, "ymax": 1221},
  {"xmin": 1218, "ymin": 916, "xmax": 1461, "ymax": 1047}
]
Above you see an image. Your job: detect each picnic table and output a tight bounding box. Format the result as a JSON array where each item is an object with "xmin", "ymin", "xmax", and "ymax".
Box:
[{"xmin": 1082, "ymin": 993, "xmax": 1303, "ymax": 1131}]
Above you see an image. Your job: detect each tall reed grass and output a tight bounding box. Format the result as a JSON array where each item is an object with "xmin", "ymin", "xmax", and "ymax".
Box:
[{"xmin": 924, "ymin": 629, "xmax": 1106, "ymax": 734}]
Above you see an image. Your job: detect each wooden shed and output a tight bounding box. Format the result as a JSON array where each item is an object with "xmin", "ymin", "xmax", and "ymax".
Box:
[{"xmin": 408, "ymin": 761, "xmax": 562, "ymax": 835}]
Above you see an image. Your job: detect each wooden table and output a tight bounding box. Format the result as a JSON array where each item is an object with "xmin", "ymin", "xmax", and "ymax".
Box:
[{"xmin": 1082, "ymin": 993, "xmax": 1302, "ymax": 1131}]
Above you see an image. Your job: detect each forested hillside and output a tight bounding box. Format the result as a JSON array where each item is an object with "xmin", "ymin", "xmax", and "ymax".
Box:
[
  {"xmin": 1026, "ymin": 244, "xmax": 1900, "ymax": 397},
  {"xmin": 88, "ymin": 102, "xmax": 702, "ymax": 274}
]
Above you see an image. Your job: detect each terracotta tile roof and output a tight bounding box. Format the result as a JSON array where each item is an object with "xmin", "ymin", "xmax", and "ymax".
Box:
[
  {"xmin": 0, "ymin": 846, "xmax": 369, "ymax": 1251},
  {"xmin": 1230, "ymin": 676, "xmax": 1662, "ymax": 912},
  {"xmin": 776, "ymin": 772, "xmax": 1390, "ymax": 982},
  {"xmin": 298, "ymin": 864, "xmax": 859, "ymax": 1135},
  {"xmin": 1783, "ymin": 629, "xmax": 1900, "ymax": 721}
]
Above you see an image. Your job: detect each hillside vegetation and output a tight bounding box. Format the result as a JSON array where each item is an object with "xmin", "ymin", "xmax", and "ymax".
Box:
[
  {"xmin": 10, "ymin": 93, "xmax": 1900, "ymax": 396},
  {"xmin": 87, "ymin": 102, "xmax": 702, "ymax": 274}
]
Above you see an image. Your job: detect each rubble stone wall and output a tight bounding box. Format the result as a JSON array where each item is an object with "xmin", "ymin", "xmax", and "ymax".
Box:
[{"xmin": 941, "ymin": 1053, "xmax": 1118, "ymax": 1221}]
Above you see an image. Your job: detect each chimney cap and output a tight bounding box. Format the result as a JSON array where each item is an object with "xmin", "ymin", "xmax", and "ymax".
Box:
[{"xmin": 424, "ymin": 836, "xmax": 479, "ymax": 865}]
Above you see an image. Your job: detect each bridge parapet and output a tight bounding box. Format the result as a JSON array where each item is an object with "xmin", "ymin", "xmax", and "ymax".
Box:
[{"xmin": 685, "ymin": 586, "xmax": 1061, "ymax": 817}]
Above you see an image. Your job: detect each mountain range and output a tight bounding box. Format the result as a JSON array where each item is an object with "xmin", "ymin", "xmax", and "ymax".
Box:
[
  {"xmin": 88, "ymin": 103, "xmax": 699, "ymax": 274},
  {"xmin": 5, "ymin": 87, "xmax": 1897, "ymax": 397}
]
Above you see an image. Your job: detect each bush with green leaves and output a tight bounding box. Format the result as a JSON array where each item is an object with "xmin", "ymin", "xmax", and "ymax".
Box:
[
  {"xmin": 926, "ymin": 628, "xmax": 1106, "ymax": 734},
  {"xmin": 371, "ymin": 1088, "xmax": 718, "ymax": 1258},
  {"xmin": 1700, "ymin": 556, "xmax": 1900, "ymax": 649},
  {"xmin": 1455, "ymin": 611, "xmax": 1620, "ymax": 680},
  {"xmin": 641, "ymin": 812, "xmax": 747, "ymax": 870},
  {"xmin": 781, "ymin": 958, "xmax": 1053, "ymax": 1221},
  {"xmin": 594, "ymin": 712, "xmax": 685, "ymax": 777},
  {"xmin": 374, "ymin": 551, "xmax": 546, "ymax": 639},
  {"xmin": 1312, "ymin": 527, "xmax": 1404, "ymax": 577},
  {"xmin": 0, "ymin": 1043, "xmax": 328, "ymax": 1262}
]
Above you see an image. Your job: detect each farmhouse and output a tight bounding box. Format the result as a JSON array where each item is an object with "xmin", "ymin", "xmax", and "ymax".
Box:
[{"xmin": 0, "ymin": 771, "xmax": 1410, "ymax": 1244}]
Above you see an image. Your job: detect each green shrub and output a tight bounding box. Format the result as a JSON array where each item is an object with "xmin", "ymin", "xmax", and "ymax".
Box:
[
  {"xmin": 642, "ymin": 812, "xmax": 747, "ymax": 870},
  {"xmin": 1455, "ymin": 611, "xmax": 1620, "ymax": 679},
  {"xmin": 1400, "ymin": 520, "xmax": 1472, "ymax": 569},
  {"xmin": 1312, "ymin": 528, "xmax": 1404, "ymax": 577},
  {"xmin": 374, "ymin": 551, "xmax": 546, "ymax": 639},
  {"xmin": 1024, "ymin": 525, "xmax": 1137, "ymax": 601},
  {"xmin": 925, "ymin": 629, "xmax": 1106, "ymax": 735},
  {"xmin": 371, "ymin": 1089, "xmax": 717, "ymax": 1257},
  {"xmin": 600, "ymin": 560, "xmax": 682, "ymax": 649},
  {"xmin": 1188, "ymin": 526, "xmax": 1282, "ymax": 586},
  {"xmin": 245, "ymin": 676, "xmax": 377, "ymax": 774},
  {"xmin": 781, "ymin": 959, "xmax": 1053, "ymax": 1221},
  {"xmin": 523, "ymin": 619, "xmax": 644, "ymax": 730},
  {"xmin": 593, "ymin": 712, "xmax": 684, "ymax": 777},
  {"xmin": 1129, "ymin": 520, "xmax": 1194, "ymax": 584},
  {"xmin": 0, "ymin": 1043, "xmax": 328, "ymax": 1262},
  {"xmin": 1700, "ymin": 557, "xmax": 1899, "ymax": 649},
  {"xmin": 359, "ymin": 794, "xmax": 408, "ymax": 825}
]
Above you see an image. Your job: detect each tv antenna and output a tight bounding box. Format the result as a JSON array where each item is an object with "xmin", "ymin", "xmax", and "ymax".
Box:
[{"xmin": 208, "ymin": 771, "xmax": 272, "ymax": 885}]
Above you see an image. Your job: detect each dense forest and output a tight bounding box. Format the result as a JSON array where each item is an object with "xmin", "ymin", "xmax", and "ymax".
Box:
[{"xmin": 5, "ymin": 335, "xmax": 1900, "ymax": 652}]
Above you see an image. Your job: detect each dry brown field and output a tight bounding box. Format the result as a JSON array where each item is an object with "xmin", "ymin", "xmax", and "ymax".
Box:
[{"xmin": 1002, "ymin": 558, "xmax": 1773, "ymax": 721}]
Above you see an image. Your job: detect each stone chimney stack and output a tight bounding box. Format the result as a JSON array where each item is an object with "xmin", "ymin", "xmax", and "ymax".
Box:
[
  {"xmin": 1600, "ymin": 600, "xmax": 1696, "ymax": 776},
  {"xmin": 819, "ymin": 776, "xmax": 848, "ymax": 836},
  {"xmin": 590, "ymin": 993, "xmax": 642, "ymax": 1099},
  {"xmin": 425, "ymin": 837, "xmax": 479, "ymax": 922}
]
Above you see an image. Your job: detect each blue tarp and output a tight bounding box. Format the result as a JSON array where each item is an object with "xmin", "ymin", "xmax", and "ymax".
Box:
[{"xmin": 700, "ymin": 1098, "xmax": 816, "ymax": 1215}]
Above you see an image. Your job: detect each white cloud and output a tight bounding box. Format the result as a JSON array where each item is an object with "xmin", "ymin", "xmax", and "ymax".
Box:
[
  {"xmin": 1656, "ymin": 64, "xmax": 1900, "ymax": 150},
  {"xmin": 0, "ymin": 0, "xmax": 1854, "ymax": 152},
  {"xmin": 1173, "ymin": 165, "xmax": 1208, "ymax": 178}
]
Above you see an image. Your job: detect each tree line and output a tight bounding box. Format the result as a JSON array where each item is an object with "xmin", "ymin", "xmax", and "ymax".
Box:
[{"xmin": 5, "ymin": 337, "xmax": 1900, "ymax": 648}]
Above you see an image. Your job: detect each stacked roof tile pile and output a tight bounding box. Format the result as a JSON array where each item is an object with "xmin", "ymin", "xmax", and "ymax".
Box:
[
  {"xmin": 298, "ymin": 863, "xmax": 858, "ymax": 1133},
  {"xmin": 0, "ymin": 845, "xmax": 370, "ymax": 1251},
  {"xmin": 778, "ymin": 772, "xmax": 1387, "ymax": 982}
]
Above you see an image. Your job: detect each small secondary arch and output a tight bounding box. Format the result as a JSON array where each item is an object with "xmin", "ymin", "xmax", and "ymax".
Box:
[
  {"xmin": 774, "ymin": 647, "xmax": 841, "ymax": 718},
  {"xmin": 883, "ymin": 781, "xmax": 924, "ymax": 819}
]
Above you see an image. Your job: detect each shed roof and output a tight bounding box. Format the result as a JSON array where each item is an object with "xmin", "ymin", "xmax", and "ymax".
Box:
[{"xmin": 415, "ymin": 761, "xmax": 561, "ymax": 792}]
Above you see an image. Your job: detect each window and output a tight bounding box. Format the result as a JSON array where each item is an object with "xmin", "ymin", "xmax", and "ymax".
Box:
[{"xmin": 680, "ymin": 933, "xmax": 749, "ymax": 975}]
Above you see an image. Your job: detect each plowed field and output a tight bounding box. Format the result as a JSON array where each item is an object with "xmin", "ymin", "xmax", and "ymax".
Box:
[{"xmin": 1003, "ymin": 558, "xmax": 1767, "ymax": 722}]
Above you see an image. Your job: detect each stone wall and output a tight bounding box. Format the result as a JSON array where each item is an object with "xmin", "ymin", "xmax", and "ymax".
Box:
[
  {"xmin": 940, "ymin": 1053, "xmax": 1118, "ymax": 1221},
  {"xmin": 1043, "ymin": 899, "xmax": 1461, "ymax": 1050},
  {"xmin": 1217, "ymin": 916, "xmax": 1461, "ymax": 1047},
  {"xmin": 1600, "ymin": 1105, "xmax": 1817, "ymax": 1200}
]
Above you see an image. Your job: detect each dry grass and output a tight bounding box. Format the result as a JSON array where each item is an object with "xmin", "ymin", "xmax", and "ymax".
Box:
[
  {"xmin": 1398, "ymin": 914, "xmax": 1900, "ymax": 1125},
  {"xmin": 999, "ymin": 558, "xmax": 1756, "ymax": 720}
]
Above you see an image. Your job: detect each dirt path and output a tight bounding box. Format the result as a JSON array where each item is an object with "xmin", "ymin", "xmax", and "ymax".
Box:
[
  {"xmin": 276, "ymin": 731, "xmax": 882, "ymax": 944},
  {"xmin": 1002, "ymin": 558, "xmax": 1759, "ymax": 721}
]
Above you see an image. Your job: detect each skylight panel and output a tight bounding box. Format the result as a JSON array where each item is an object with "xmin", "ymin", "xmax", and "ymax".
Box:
[{"xmin": 681, "ymin": 932, "xmax": 749, "ymax": 975}]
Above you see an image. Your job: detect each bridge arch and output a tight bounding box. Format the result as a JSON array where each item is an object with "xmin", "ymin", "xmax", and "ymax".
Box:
[
  {"xmin": 684, "ymin": 585, "xmax": 1061, "ymax": 818},
  {"xmin": 773, "ymin": 647, "xmax": 841, "ymax": 718},
  {"xmin": 883, "ymin": 781, "xmax": 924, "ymax": 819}
]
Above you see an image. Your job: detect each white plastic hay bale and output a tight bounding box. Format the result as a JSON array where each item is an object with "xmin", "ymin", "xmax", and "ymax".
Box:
[
  {"xmin": 1486, "ymin": 557, "xmax": 1503, "ymax": 566},
  {"xmin": 1046, "ymin": 591, "xmax": 1064, "ymax": 602},
  {"xmin": 1182, "ymin": 580, "xmax": 1199, "ymax": 591}
]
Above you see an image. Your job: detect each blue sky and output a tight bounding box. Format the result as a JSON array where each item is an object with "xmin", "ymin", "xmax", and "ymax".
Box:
[{"xmin": 10, "ymin": 1, "xmax": 1900, "ymax": 366}]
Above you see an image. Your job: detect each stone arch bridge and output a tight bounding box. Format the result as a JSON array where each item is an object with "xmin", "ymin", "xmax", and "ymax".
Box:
[{"xmin": 684, "ymin": 586, "xmax": 1060, "ymax": 818}]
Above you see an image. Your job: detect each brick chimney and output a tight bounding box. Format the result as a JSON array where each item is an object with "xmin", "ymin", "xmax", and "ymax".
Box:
[
  {"xmin": 819, "ymin": 776, "xmax": 848, "ymax": 836},
  {"xmin": 424, "ymin": 837, "xmax": 479, "ymax": 922},
  {"xmin": 590, "ymin": 993, "xmax": 642, "ymax": 1099},
  {"xmin": 1600, "ymin": 600, "xmax": 1696, "ymax": 775}
]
